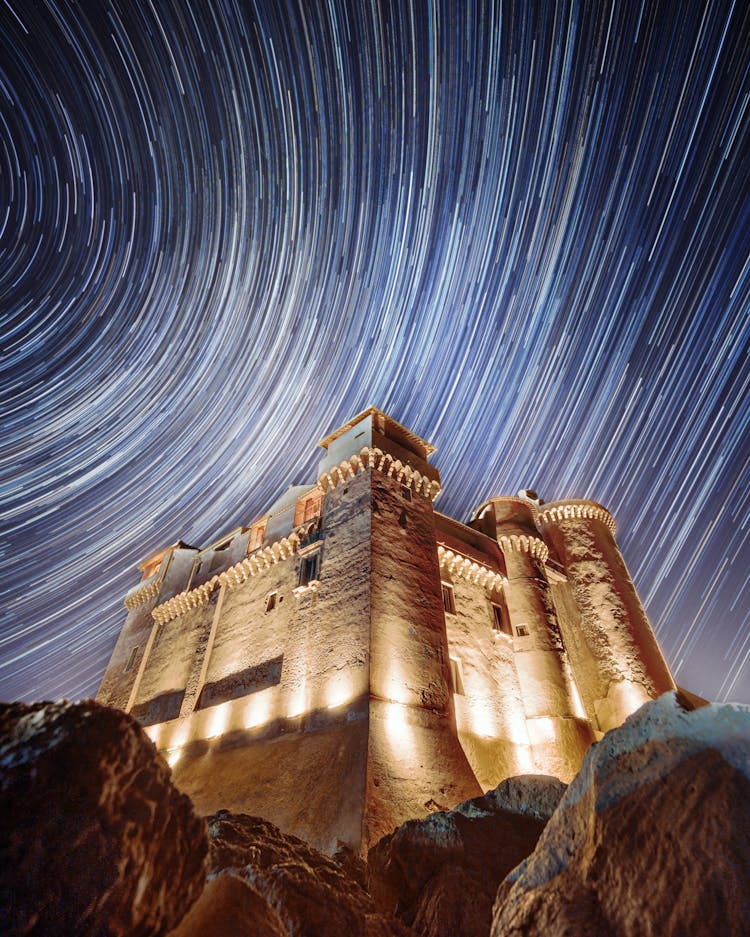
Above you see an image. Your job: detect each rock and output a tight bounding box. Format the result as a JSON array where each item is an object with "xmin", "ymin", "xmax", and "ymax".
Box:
[
  {"xmin": 368, "ymin": 775, "xmax": 565, "ymax": 937},
  {"xmin": 0, "ymin": 699, "xmax": 207, "ymax": 936},
  {"xmin": 455, "ymin": 773, "xmax": 567, "ymax": 821},
  {"xmin": 492, "ymin": 691, "xmax": 750, "ymax": 936},
  {"xmin": 333, "ymin": 840, "xmax": 369, "ymax": 888},
  {"xmin": 167, "ymin": 874, "xmax": 288, "ymax": 937},
  {"xmin": 172, "ymin": 811, "xmax": 412, "ymax": 937}
]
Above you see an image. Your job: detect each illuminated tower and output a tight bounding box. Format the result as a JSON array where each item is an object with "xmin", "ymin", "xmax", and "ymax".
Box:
[
  {"xmin": 537, "ymin": 501, "xmax": 675, "ymax": 731},
  {"xmin": 97, "ymin": 407, "xmax": 675, "ymax": 854},
  {"xmin": 471, "ymin": 496, "xmax": 595, "ymax": 780}
]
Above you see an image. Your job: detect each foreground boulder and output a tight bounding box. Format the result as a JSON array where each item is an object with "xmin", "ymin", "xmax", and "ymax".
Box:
[
  {"xmin": 0, "ymin": 700, "xmax": 207, "ymax": 936},
  {"xmin": 493, "ymin": 691, "xmax": 750, "ymax": 936},
  {"xmin": 368, "ymin": 775, "xmax": 566, "ymax": 937},
  {"xmin": 170, "ymin": 811, "xmax": 411, "ymax": 937}
]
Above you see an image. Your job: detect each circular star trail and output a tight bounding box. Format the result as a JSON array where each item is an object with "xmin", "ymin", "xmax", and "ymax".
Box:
[{"xmin": 1, "ymin": 0, "xmax": 749, "ymax": 704}]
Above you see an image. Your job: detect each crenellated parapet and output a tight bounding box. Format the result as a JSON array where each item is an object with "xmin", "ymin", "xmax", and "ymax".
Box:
[
  {"xmin": 317, "ymin": 447, "xmax": 441, "ymax": 500},
  {"xmin": 152, "ymin": 577, "xmax": 220, "ymax": 625},
  {"xmin": 219, "ymin": 531, "xmax": 301, "ymax": 590},
  {"xmin": 152, "ymin": 531, "xmax": 303, "ymax": 625},
  {"xmin": 124, "ymin": 576, "xmax": 162, "ymax": 609},
  {"xmin": 497, "ymin": 534, "xmax": 549, "ymax": 564},
  {"xmin": 437, "ymin": 545, "xmax": 505, "ymax": 591},
  {"xmin": 538, "ymin": 501, "xmax": 616, "ymax": 535}
]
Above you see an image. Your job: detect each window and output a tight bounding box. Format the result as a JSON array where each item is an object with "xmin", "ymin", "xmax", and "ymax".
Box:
[
  {"xmin": 492, "ymin": 603, "xmax": 512, "ymax": 636},
  {"xmin": 299, "ymin": 551, "xmax": 320, "ymax": 587},
  {"xmin": 248, "ymin": 522, "xmax": 266, "ymax": 553},
  {"xmin": 401, "ymin": 484, "xmax": 412, "ymax": 501},
  {"xmin": 294, "ymin": 492, "xmax": 322, "ymax": 527},
  {"xmin": 449, "ymin": 657, "xmax": 465, "ymax": 695},
  {"xmin": 265, "ymin": 592, "xmax": 277, "ymax": 612},
  {"xmin": 441, "ymin": 582, "xmax": 456, "ymax": 614},
  {"xmin": 515, "ymin": 625, "xmax": 529, "ymax": 637},
  {"xmin": 123, "ymin": 646, "xmax": 138, "ymax": 674}
]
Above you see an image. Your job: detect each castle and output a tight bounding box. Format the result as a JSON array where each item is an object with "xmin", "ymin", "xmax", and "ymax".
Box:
[{"xmin": 97, "ymin": 408, "xmax": 675, "ymax": 853}]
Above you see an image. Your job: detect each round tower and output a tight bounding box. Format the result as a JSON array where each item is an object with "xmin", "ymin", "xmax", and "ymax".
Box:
[
  {"xmin": 537, "ymin": 500, "xmax": 675, "ymax": 732},
  {"xmin": 480, "ymin": 497, "xmax": 593, "ymax": 780}
]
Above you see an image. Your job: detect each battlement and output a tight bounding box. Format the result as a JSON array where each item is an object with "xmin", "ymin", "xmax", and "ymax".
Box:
[{"xmin": 97, "ymin": 410, "xmax": 675, "ymax": 854}]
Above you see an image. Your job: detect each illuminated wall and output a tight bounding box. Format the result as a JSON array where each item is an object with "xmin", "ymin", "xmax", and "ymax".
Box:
[{"xmin": 97, "ymin": 407, "xmax": 675, "ymax": 853}]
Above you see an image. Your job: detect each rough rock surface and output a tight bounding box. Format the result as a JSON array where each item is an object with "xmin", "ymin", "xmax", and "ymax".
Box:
[
  {"xmin": 171, "ymin": 811, "xmax": 412, "ymax": 937},
  {"xmin": 0, "ymin": 699, "xmax": 207, "ymax": 936},
  {"xmin": 493, "ymin": 691, "xmax": 750, "ymax": 936},
  {"xmin": 167, "ymin": 875, "xmax": 289, "ymax": 937},
  {"xmin": 368, "ymin": 775, "xmax": 566, "ymax": 937}
]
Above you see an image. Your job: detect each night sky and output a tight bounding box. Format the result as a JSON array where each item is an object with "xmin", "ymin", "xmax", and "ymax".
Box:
[{"xmin": 1, "ymin": 1, "xmax": 749, "ymax": 706}]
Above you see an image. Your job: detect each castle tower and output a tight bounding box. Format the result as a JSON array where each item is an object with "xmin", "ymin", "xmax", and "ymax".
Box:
[
  {"xmin": 97, "ymin": 409, "xmax": 675, "ymax": 853},
  {"xmin": 537, "ymin": 501, "xmax": 675, "ymax": 731},
  {"xmin": 472, "ymin": 497, "xmax": 594, "ymax": 779},
  {"xmin": 318, "ymin": 411, "xmax": 482, "ymax": 846}
]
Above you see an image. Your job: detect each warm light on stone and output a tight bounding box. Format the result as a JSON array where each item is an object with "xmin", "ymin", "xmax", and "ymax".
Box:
[
  {"xmin": 206, "ymin": 703, "xmax": 230, "ymax": 739},
  {"xmin": 243, "ymin": 692, "xmax": 272, "ymax": 729},
  {"xmin": 166, "ymin": 747, "xmax": 182, "ymax": 767},
  {"xmin": 326, "ymin": 679, "xmax": 355, "ymax": 710},
  {"xmin": 97, "ymin": 408, "xmax": 676, "ymax": 854},
  {"xmin": 384, "ymin": 701, "xmax": 411, "ymax": 745},
  {"xmin": 287, "ymin": 685, "xmax": 307, "ymax": 718}
]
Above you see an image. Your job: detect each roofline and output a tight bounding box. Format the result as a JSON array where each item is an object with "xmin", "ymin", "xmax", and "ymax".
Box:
[
  {"xmin": 137, "ymin": 539, "xmax": 196, "ymax": 571},
  {"xmin": 318, "ymin": 406, "xmax": 436, "ymax": 458}
]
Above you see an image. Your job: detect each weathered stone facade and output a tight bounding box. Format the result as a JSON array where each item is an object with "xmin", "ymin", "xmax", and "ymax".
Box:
[{"xmin": 97, "ymin": 408, "xmax": 675, "ymax": 853}]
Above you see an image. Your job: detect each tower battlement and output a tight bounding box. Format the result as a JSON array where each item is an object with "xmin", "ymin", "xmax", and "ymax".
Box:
[{"xmin": 97, "ymin": 408, "xmax": 675, "ymax": 853}]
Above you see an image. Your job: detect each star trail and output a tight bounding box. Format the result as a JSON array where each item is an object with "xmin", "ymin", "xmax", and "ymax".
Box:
[{"xmin": 1, "ymin": 0, "xmax": 748, "ymax": 705}]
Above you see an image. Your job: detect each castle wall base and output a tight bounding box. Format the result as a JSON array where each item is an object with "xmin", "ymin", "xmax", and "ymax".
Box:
[
  {"xmin": 363, "ymin": 699, "xmax": 482, "ymax": 849},
  {"xmin": 168, "ymin": 702, "xmax": 369, "ymax": 855}
]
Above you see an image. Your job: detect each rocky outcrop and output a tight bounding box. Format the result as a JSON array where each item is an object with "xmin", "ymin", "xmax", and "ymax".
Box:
[
  {"xmin": 492, "ymin": 691, "xmax": 750, "ymax": 936},
  {"xmin": 0, "ymin": 699, "xmax": 207, "ymax": 936},
  {"xmin": 167, "ymin": 875, "xmax": 289, "ymax": 937},
  {"xmin": 368, "ymin": 775, "xmax": 566, "ymax": 937},
  {"xmin": 172, "ymin": 811, "xmax": 411, "ymax": 937},
  {"xmin": 6, "ymin": 691, "xmax": 748, "ymax": 937}
]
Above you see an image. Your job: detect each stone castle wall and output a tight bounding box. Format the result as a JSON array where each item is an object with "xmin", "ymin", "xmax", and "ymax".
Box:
[{"xmin": 97, "ymin": 408, "xmax": 675, "ymax": 853}]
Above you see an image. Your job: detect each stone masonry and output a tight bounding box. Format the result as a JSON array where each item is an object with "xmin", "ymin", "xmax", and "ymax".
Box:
[{"xmin": 97, "ymin": 408, "xmax": 675, "ymax": 853}]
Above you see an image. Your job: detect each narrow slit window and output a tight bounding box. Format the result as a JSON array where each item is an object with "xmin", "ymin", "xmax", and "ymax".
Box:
[
  {"xmin": 441, "ymin": 583, "xmax": 456, "ymax": 614},
  {"xmin": 265, "ymin": 592, "xmax": 277, "ymax": 612},
  {"xmin": 401, "ymin": 484, "xmax": 412, "ymax": 501},
  {"xmin": 123, "ymin": 646, "xmax": 138, "ymax": 674},
  {"xmin": 449, "ymin": 657, "xmax": 465, "ymax": 695},
  {"xmin": 492, "ymin": 603, "xmax": 512, "ymax": 636},
  {"xmin": 299, "ymin": 551, "xmax": 320, "ymax": 587}
]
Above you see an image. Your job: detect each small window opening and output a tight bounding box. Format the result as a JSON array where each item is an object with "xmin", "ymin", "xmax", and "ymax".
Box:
[
  {"xmin": 449, "ymin": 657, "xmax": 465, "ymax": 695},
  {"xmin": 124, "ymin": 646, "xmax": 138, "ymax": 674},
  {"xmin": 515, "ymin": 625, "xmax": 529, "ymax": 637},
  {"xmin": 492, "ymin": 603, "xmax": 512, "ymax": 636},
  {"xmin": 265, "ymin": 592, "xmax": 277, "ymax": 612},
  {"xmin": 441, "ymin": 583, "xmax": 456, "ymax": 615},
  {"xmin": 295, "ymin": 492, "xmax": 323, "ymax": 526},
  {"xmin": 401, "ymin": 484, "xmax": 412, "ymax": 501},
  {"xmin": 248, "ymin": 522, "xmax": 266, "ymax": 553},
  {"xmin": 299, "ymin": 551, "xmax": 320, "ymax": 587}
]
